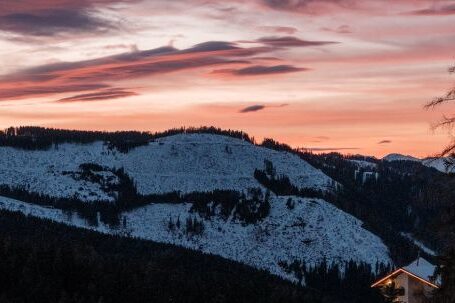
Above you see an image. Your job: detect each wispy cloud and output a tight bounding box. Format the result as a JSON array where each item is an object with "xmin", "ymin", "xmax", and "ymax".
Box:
[
  {"xmin": 300, "ymin": 147, "xmax": 360, "ymax": 152},
  {"xmin": 0, "ymin": 41, "xmax": 269, "ymax": 101},
  {"xmin": 239, "ymin": 103, "xmax": 288, "ymax": 113},
  {"xmin": 405, "ymin": 4, "xmax": 455, "ymax": 16},
  {"xmin": 309, "ymin": 136, "xmax": 330, "ymax": 142},
  {"xmin": 0, "ymin": 35, "xmax": 326, "ymax": 101},
  {"xmin": 378, "ymin": 140, "xmax": 391, "ymax": 144},
  {"xmin": 315, "ymin": 136, "xmax": 330, "ymax": 140},
  {"xmin": 214, "ymin": 65, "xmax": 308, "ymax": 76},
  {"xmin": 239, "ymin": 105, "xmax": 266, "ymax": 113},
  {"xmin": 257, "ymin": 26, "xmax": 298, "ymax": 34},
  {"xmin": 57, "ymin": 88, "xmax": 137, "ymax": 102},
  {"xmin": 255, "ymin": 36, "xmax": 338, "ymax": 47},
  {"xmin": 0, "ymin": 84, "xmax": 110, "ymax": 100},
  {"xmin": 321, "ymin": 25, "xmax": 352, "ymax": 34},
  {"xmin": 0, "ymin": 28, "xmax": 342, "ymax": 102},
  {"xmin": 258, "ymin": 0, "xmax": 353, "ymax": 14}
]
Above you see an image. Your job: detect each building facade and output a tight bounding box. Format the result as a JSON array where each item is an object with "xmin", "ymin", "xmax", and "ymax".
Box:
[{"xmin": 371, "ymin": 258, "xmax": 439, "ymax": 303}]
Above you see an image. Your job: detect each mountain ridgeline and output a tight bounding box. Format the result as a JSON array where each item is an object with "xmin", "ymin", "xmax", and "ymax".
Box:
[{"xmin": 0, "ymin": 126, "xmax": 254, "ymax": 153}]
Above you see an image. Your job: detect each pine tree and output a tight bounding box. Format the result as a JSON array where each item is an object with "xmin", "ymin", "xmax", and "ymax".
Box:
[
  {"xmin": 433, "ymin": 249, "xmax": 455, "ymax": 303},
  {"xmin": 167, "ymin": 216, "xmax": 174, "ymax": 231},
  {"xmin": 380, "ymin": 282, "xmax": 404, "ymax": 303},
  {"xmin": 176, "ymin": 215, "xmax": 181, "ymax": 229}
]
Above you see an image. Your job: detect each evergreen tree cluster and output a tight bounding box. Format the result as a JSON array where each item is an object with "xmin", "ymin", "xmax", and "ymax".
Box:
[
  {"xmin": 0, "ymin": 126, "xmax": 254, "ymax": 153},
  {"xmin": 185, "ymin": 216, "xmax": 205, "ymax": 235},
  {"xmin": 0, "ymin": 208, "xmax": 393, "ymax": 303},
  {"xmin": 379, "ymin": 281, "xmax": 405, "ymax": 303},
  {"xmin": 0, "ymin": 126, "xmax": 151, "ymax": 153},
  {"xmin": 432, "ymin": 249, "xmax": 455, "ymax": 303},
  {"xmin": 187, "ymin": 188, "xmax": 271, "ymax": 224},
  {"xmin": 1, "ymin": 209, "xmax": 346, "ymax": 303},
  {"xmin": 253, "ymin": 159, "xmax": 327, "ymax": 199},
  {"xmin": 279, "ymin": 259, "xmax": 391, "ymax": 303},
  {"xmin": 254, "ymin": 168, "xmax": 323, "ymax": 198},
  {"xmin": 150, "ymin": 126, "xmax": 255, "ymax": 143}
]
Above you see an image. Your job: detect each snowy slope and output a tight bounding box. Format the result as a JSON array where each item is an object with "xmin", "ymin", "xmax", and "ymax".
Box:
[
  {"xmin": 0, "ymin": 134, "xmax": 333, "ymax": 201},
  {"xmin": 124, "ymin": 134, "xmax": 334, "ymax": 194},
  {"xmin": 0, "ymin": 142, "xmax": 116, "ymax": 202},
  {"xmin": 0, "ymin": 194, "xmax": 392, "ymax": 282},
  {"xmin": 422, "ymin": 157, "xmax": 453, "ymax": 173}
]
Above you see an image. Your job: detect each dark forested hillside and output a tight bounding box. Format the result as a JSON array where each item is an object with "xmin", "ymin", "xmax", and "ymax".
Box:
[
  {"xmin": 297, "ymin": 152, "xmax": 453, "ymax": 262},
  {"xmin": 0, "ymin": 210, "xmax": 302, "ymax": 303},
  {"xmin": 0, "ymin": 209, "xmax": 386, "ymax": 303}
]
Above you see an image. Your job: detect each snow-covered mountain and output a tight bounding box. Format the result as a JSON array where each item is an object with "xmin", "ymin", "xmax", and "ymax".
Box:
[
  {"xmin": 383, "ymin": 153, "xmax": 420, "ymax": 162},
  {"xmin": 0, "ymin": 133, "xmax": 391, "ymax": 282},
  {"xmin": 421, "ymin": 157, "xmax": 453, "ymax": 173},
  {"xmin": 0, "ymin": 134, "xmax": 334, "ymax": 201},
  {"xmin": 383, "ymin": 153, "xmax": 451, "ymax": 173}
]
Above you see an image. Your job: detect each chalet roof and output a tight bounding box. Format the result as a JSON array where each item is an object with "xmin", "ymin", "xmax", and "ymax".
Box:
[
  {"xmin": 371, "ymin": 258, "xmax": 439, "ymax": 289},
  {"xmin": 403, "ymin": 257, "xmax": 436, "ymax": 283}
]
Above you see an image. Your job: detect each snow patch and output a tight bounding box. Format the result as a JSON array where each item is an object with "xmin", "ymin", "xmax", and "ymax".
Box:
[{"xmin": 400, "ymin": 232, "xmax": 437, "ymax": 256}]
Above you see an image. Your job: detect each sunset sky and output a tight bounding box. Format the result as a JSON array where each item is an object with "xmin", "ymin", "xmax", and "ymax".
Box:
[{"xmin": 0, "ymin": 0, "xmax": 454, "ymax": 157}]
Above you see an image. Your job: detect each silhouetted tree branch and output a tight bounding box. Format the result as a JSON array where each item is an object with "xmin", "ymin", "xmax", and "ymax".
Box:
[
  {"xmin": 426, "ymin": 64, "xmax": 455, "ymax": 303},
  {"xmin": 425, "ymin": 65, "xmax": 455, "ymax": 160}
]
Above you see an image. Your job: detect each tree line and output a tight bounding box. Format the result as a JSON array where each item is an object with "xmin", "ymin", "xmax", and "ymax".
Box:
[
  {"xmin": 0, "ymin": 126, "xmax": 254, "ymax": 153},
  {"xmin": 279, "ymin": 259, "xmax": 391, "ymax": 303},
  {"xmin": 0, "ymin": 162, "xmax": 272, "ymax": 227}
]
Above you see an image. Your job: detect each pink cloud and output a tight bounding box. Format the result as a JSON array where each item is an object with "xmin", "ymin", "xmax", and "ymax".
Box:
[{"xmin": 0, "ymin": 42, "xmax": 272, "ymax": 101}]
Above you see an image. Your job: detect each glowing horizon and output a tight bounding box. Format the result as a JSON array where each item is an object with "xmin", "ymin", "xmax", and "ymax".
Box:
[{"xmin": 0, "ymin": 0, "xmax": 454, "ymax": 157}]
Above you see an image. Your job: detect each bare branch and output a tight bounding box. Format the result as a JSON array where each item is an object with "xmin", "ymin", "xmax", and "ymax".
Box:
[
  {"xmin": 439, "ymin": 141, "xmax": 455, "ymax": 157},
  {"xmin": 425, "ymin": 88, "xmax": 455, "ymax": 109},
  {"xmin": 434, "ymin": 115, "xmax": 455, "ymax": 130},
  {"xmin": 444, "ymin": 154, "xmax": 455, "ymax": 170},
  {"xmin": 430, "ymin": 64, "xmax": 455, "ymax": 170}
]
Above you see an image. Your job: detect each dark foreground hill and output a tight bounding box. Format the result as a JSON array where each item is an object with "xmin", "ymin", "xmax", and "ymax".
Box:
[{"xmin": 0, "ymin": 209, "xmax": 385, "ymax": 303}]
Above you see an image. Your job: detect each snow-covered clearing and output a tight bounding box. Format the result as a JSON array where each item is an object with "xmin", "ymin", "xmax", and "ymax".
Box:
[{"xmin": 0, "ymin": 134, "xmax": 333, "ymax": 202}]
